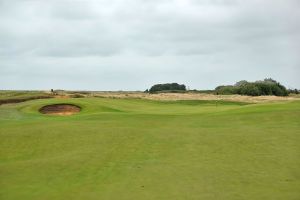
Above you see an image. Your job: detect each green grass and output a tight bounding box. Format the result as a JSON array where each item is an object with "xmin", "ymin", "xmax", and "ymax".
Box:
[{"xmin": 0, "ymin": 98, "xmax": 299, "ymax": 200}]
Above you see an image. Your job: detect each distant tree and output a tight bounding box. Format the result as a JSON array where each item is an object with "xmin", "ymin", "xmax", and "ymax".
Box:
[
  {"xmin": 149, "ymin": 83, "xmax": 186, "ymax": 93},
  {"xmin": 287, "ymin": 89, "xmax": 298, "ymax": 94},
  {"xmin": 235, "ymin": 80, "xmax": 248, "ymax": 87},
  {"xmin": 215, "ymin": 78, "xmax": 288, "ymax": 96},
  {"xmin": 263, "ymin": 78, "xmax": 277, "ymax": 83},
  {"xmin": 239, "ymin": 83, "xmax": 260, "ymax": 96},
  {"xmin": 215, "ymin": 85, "xmax": 238, "ymax": 95}
]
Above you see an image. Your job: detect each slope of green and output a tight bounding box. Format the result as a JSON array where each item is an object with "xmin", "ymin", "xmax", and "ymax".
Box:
[{"xmin": 0, "ymin": 98, "xmax": 299, "ymax": 200}]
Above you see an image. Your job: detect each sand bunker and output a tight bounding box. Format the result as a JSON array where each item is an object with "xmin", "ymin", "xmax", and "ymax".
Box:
[{"xmin": 39, "ymin": 104, "xmax": 81, "ymax": 116}]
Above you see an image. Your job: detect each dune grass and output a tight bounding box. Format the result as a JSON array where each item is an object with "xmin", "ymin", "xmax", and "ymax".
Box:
[
  {"xmin": 0, "ymin": 90, "xmax": 49, "ymax": 100},
  {"xmin": 0, "ymin": 98, "xmax": 299, "ymax": 200}
]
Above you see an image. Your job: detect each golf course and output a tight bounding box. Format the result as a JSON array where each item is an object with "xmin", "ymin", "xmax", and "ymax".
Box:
[
  {"xmin": 0, "ymin": 96, "xmax": 299, "ymax": 200},
  {"xmin": 1, "ymin": 0, "xmax": 299, "ymax": 199}
]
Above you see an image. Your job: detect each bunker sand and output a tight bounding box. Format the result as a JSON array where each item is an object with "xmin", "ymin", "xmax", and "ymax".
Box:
[{"xmin": 39, "ymin": 104, "xmax": 81, "ymax": 116}]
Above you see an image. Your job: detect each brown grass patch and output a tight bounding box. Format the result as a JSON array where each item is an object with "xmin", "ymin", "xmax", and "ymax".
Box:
[{"xmin": 93, "ymin": 92, "xmax": 300, "ymax": 103}]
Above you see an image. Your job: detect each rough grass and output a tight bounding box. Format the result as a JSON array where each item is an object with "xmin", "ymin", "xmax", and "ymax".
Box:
[
  {"xmin": 0, "ymin": 90, "xmax": 52, "ymax": 105},
  {"xmin": 0, "ymin": 98, "xmax": 299, "ymax": 200},
  {"xmin": 0, "ymin": 90, "xmax": 48, "ymax": 100}
]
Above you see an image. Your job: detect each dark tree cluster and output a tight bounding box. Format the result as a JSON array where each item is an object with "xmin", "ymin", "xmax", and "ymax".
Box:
[
  {"xmin": 288, "ymin": 89, "xmax": 299, "ymax": 94},
  {"xmin": 215, "ymin": 78, "xmax": 288, "ymax": 96},
  {"xmin": 148, "ymin": 83, "xmax": 186, "ymax": 93}
]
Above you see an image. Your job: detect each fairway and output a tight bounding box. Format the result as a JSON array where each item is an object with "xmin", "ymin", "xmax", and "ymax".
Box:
[{"xmin": 0, "ymin": 98, "xmax": 299, "ymax": 200}]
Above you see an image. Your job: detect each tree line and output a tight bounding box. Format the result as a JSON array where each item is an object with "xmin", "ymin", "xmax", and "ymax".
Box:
[
  {"xmin": 147, "ymin": 78, "xmax": 298, "ymax": 96},
  {"xmin": 147, "ymin": 83, "xmax": 186, "ymax": 93},
  {"xmin": 215, "ymin": 78, "xmax": 288, "ymax": 96}
]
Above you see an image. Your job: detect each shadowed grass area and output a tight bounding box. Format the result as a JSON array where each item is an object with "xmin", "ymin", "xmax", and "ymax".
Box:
[{"xmin": 0, "ymin": 98, "xmax": 299, "ymax": 200}]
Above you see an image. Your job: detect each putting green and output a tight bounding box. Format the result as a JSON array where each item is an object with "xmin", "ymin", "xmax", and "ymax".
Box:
[{"xmin": 0, "ymin": 98, "xmax": 299, "ymax": 200}]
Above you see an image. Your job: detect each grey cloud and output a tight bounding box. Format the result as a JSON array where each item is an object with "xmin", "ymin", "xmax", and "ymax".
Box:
[{"xmin": 0, "ymin": 0, "xmax": 299, "ymax": 90}]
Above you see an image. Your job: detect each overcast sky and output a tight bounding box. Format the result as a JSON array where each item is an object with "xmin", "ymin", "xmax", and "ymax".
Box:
[{"xmin": 0, "ymin": 0, "xmax": 299, "ymax": 90}]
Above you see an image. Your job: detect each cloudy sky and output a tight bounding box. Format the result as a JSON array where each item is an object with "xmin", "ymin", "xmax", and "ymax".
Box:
[{"xmin": 0, "ymin": 0, "xmax": 299, "ymax": 90}]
